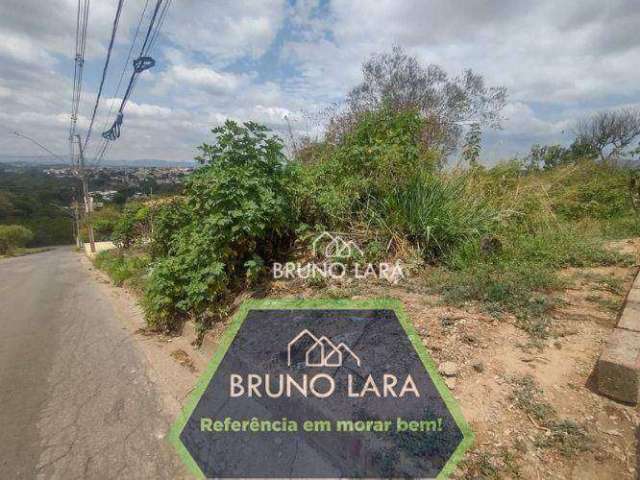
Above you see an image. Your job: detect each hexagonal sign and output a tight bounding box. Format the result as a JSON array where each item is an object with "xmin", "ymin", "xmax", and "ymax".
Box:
[{"xmin": 170, "ymin": 299, "xmax": 473, "ymax": 478}]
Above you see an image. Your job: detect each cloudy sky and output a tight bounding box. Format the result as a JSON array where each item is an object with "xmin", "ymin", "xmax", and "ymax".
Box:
[{"xmin": 0, "ymin": 0, "xmax": 639, "ymax": 165}]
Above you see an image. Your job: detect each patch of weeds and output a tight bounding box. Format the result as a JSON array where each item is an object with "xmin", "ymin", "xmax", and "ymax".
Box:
[
  {"xmin": 587, "ymin": 294, "xmax": 623, "ymax": 313},
  {"xmin": 0, "ymin": 246, "xmax": 51, "ymax": 258},
  {"xmin": 534, "ymin": 420, "xmax": 591, "ymax": 457},
  {"xmin": 305, "ymin": 275, "xmax": 327, "ymax": 289},
  {"xmin": 510, "ymin": 375, "xmax": 555, "ymax": 424},
  {"xmin": 441, "ymin": 263, "xmax": 558, "ymax": 340},
  {"xmin": 511, "ymin": 376, "xmax": 591, "ymax": 457},
  {"xmin": 596, "ymin": 275, "xmax": 625, "ymax": 295},
  {"xmin": 325, "ymin": 284, "xmax": 358, "ymax": 299},
  {"xmin": 461, "ymin": 448, "xmax": 521, "ymax": 480},
  {"xmin": 94, "ymin": 250, "xmax": 150, "ymax": 288},
  {"xmin": 580, "ymin": 271, "xmax": 626, "ymax": 295}
]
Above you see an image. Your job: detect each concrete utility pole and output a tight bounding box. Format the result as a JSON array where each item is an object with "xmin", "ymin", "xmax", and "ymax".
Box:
[
  {"xmin": 72, "ymin": 197, "xmax": 81, "ymax": 249},
  {"xmin": 75, "ymin": 134, "xmax": 95, "ymax": 253}
]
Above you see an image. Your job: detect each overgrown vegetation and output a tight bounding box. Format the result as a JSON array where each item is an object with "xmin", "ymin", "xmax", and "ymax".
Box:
[
  {"xmin": 138, "ymin": 121, "xmax": 298, "ymax": 330},
  {"xmin": 94, "ymin": 249, "xmax": 150, "ymax": 290},
  {"xmin": 98, "ymin": 46, "xmax": 640, "ymax": 338},
  {"xmin": 0, "ymin": 224, "xmax": 34, "ymax": 255}
]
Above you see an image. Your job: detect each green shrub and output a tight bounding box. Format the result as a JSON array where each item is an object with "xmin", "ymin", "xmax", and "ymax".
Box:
[
  {"xmin": 0, "ymin": 224, "xmax": 34, "ymax": 254},
  {"xmin": 296, "ymin": 107, "xmax": 437, "ymax": 227},
  {"xmin": 112, "ymin": 202, "xmax": 152, "ymax": 248},
  {"xmin": 143, "ymin": 121, "xmax": 298, "ymax": 330},
  {"xmin": 91, "ymin": 206, "xmax": 121, "ymax": 241},
  {"xmin": 149, "ymin": 199, "xmax": 189, "ymax": 257}
]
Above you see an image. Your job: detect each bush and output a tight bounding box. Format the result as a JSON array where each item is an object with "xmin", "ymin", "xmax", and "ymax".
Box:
[
  {"xmin": 90, "ymin": 206, "xmax": 121, "ymax": 241},
  {"xmin": 550, "ymin": 161, "xmax": 633, "ymax": 220},
  {"xmin": 143, "ymin": 121, "xmax": 298, "ymax": 330},
  {"xmin": 381, "ymin": 172, "xmax": 498, "ymax": 259},
  {"xmin": 112, "ymin": 202, "xmax": 152, "ymax": 248},
  {"xmin": 94, "ymin": 250, "xmax": 150, "ymax": 289},
  {"xmin": 0, "ymin": 225, "xmax": 34, "ymax": 254},
  {"xmin": 149, "ymin": 199, "xmax": 189, "ymax": 257},
  {"xmin": 296, "ymin": 107, "xmax": 437, "ymax": 227}
]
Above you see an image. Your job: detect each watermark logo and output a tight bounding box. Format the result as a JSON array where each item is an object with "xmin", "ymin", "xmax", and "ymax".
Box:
[
  {"xmin": 273, "ymin": 232, "xmax": 405, "ymax": 283},
  {"xmin": 287, "ymin": 328, "xmax": 361, "ymax": 368},
  {"xmin": 311, "ymin": 232, "xmax": 364, "ymax": 259},
  {"xmin": 172, "ymin": 302, "xmax": 474, "ymax": 478}
]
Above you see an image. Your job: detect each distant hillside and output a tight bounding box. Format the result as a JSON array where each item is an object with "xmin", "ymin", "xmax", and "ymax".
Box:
[{"xmin": 0, "ymin": 155, "xmax": 196, "ymax": 168}]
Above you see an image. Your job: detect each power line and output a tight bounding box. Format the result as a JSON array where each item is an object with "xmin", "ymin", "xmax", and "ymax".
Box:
[
  {"xmin": 101, "ymin": 0, "xmax": 170, "ymax": 143},
  {"xmin": 69, "ymin": 0, "xmax": 95, "ymax": 252},
  {"xmin": 69, "ymin": 0, "xmax": 90, "ymax": 169},
  {"xmin": 92, "ymin": 0, "xmax": 151, "ymax": 165},
  {"xmin": 83, "ymin": 0, "xmax": 126, "ymax": 150},
  {"xmin": 146, "ymin": 0, "xmax": 171, "ymax": 54},
  {"xmin": 11, "ymin": 131, "xmax": 66, "ymax": 163},
  {"xmin": 70, "ymin": 0, "xmax": 90, "ymax": 139},
  {"xmin": 115, "ymin": 0, "xmax": 162, "ymax": 114}
]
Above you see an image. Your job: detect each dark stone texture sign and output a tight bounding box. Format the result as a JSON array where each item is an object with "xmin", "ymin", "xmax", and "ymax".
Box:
[{"xmin": 170, "ymin": 299, "xmax": 472, "ymax": 479}]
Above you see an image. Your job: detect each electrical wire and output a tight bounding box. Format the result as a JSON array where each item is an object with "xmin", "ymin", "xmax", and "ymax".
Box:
[
  {"xmin": 11, "ymin": 131, "xmax": 66, "ymax": 163},
  {"xmin": 92, "ymin": 0, "xmax": 151, "ymax": 166},
  {"xmin": 69, "ymin": 0, "xmax": 90, "ymax": 168},
  {"xmin": 100, "ymin": 0, "xmax": 170, "ymax": 143},
  {"xmin": 83, "ymin": 0, "xmax": 126, "ymax": 150}
]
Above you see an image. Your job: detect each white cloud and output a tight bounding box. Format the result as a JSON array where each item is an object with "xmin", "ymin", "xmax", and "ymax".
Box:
[
  {"xmin": 125, "ymin": 101, "xmax": 171, "ymax": 119},
  {"xmin": 1, "ymin": 0, "xmax": 639, "ymax": 163},
  {"xmin": 164, "ymin": 65, "xmax": 250, "ymax": 93},
  {"xmin": 162, "ymin": 0, "xmax": 287, "ymax": 63},
  {"xmin": 0, "ymin": 31, "xmax": 55, "ymax": 65}
]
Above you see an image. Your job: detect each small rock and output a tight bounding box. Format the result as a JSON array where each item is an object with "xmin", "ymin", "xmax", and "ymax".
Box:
[
  {"xmin": 444, "ymin": 378, "xmax": 457, "ymax": 390},
  {"xmin": 439, "ymin": 361, "xmax": 459, "ymax": 377}
]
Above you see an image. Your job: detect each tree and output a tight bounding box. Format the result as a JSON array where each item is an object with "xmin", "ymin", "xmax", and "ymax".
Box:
[
  {"xmin": 333, "ymin": 45, "xmax": 507, "ymax": 160},
  {"xmin": 462, "ymin": 123, "xmax": 482, "ymax": 166},
  {"xmin": 527, "ymin": 144, "xmax": 570, "ymax": 170},
  {"xmin": 0, "ymin": 225, "xmax": 33, "ymax": 254},
  {"xmin": 575, "ymin": 109, "xmax": 640, "ymax": 163},
  {"xmin": 0, "ymin": 192, "xmax": 14, "ymax": 220}
]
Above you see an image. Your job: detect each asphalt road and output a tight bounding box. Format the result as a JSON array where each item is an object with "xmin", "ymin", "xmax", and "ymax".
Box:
[{"xmin": 0, "ymin": 247, "xmax": 189, "ymax": 479}]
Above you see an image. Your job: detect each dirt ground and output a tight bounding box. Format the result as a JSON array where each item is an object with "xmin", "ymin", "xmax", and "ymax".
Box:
[
  {"xmin": 260, "ymin": 238, "xmax": 640, "ymax": 480},
  {"xmin": 93, "ymin": 238, "xmax": 640, "ymax": 479}
]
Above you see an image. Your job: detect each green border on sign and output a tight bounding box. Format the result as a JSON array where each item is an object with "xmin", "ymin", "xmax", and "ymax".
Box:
[{"xmin": 168, "ymin": 298, "xmax": 474, "ymax": 479}]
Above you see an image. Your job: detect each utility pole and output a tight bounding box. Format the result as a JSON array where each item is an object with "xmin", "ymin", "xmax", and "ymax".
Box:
[
  {"xmin": 75, "ymin": 134, "xmax": 95, "ymax": 253},
  {"xmin": 72, "ymin": 196, "xmax": 81, "ymax": 249}
]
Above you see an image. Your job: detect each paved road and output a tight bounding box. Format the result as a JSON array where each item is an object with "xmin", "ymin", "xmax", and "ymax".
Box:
[{"xmin": 0, "ymin": 248, "xmax": 189, "ymax": 479}]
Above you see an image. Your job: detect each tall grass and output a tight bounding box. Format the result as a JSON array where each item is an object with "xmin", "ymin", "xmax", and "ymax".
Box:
[
  {"xmin": 420, "ymin": 162, "xmax": 637, "ymax": 340},
  {"xmin": 381, "ymin": 173, "xmax": 498, "ymax": 259},
  {"xmin": 94, "ymin": 250, "xmax": 150, "ymax": 289}
]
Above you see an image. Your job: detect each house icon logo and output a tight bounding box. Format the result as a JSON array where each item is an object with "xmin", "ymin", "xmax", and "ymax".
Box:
[
  {"xmin": 287, "ymin": 329, "xmax": 361, "ymax": 368},
  {"xmin": 311, "ymin": 232, "xmax": 364, "ymax": 259}
]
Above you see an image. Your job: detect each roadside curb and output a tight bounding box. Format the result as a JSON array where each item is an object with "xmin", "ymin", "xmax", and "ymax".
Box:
[{"xmin": 597, "ymin": 270, "xmax": 640, "ymax": 404}]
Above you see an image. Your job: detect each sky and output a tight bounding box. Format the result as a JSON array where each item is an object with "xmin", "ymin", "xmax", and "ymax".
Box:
[{"xmin": 0, "ymin": 0, "xmax": 639, "ymax": 165}]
